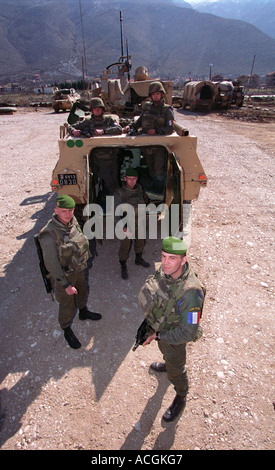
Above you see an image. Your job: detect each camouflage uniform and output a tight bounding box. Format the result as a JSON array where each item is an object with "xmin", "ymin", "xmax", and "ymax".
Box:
[
  {"xmin": 132, "ymin": 98, "xmax": 174, "ymax": 136},
  {"xmin": 38, "ymin": 214, "xmax": 90, "ymax": 329},
  {"xmin": 68, "ymin": 114, "xmax": 122, "ymax": 137},
  {"xmin": 138, "ymin": 262, "xmax": 205, "ymax": 397}
]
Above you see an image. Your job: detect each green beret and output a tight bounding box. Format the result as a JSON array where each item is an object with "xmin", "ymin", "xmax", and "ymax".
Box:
[
  {"xmin": 162, "ymin": 236, "xmax": 187, "ymax": 255},
  {"xmin": 126, "ymin": 167, "xmax": 139, "ymax": 177},
  {"xmin": 56, "ymin": 195, "xmax": 75, "ymax": 209}
]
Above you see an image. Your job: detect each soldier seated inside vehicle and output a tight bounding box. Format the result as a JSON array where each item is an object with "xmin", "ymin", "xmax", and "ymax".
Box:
[{"xmin": 89, "ymin": 145, "xmax": 168, "ymax": 209}]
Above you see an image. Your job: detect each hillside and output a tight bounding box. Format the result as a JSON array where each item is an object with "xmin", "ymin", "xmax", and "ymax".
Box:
[
  {"xmin": 1, "ymin": 0, "xmax": 275, "ymax": 82},
  {"xmin": 185, "ymin": 0, "xmax": 275, "ymax": 40}
]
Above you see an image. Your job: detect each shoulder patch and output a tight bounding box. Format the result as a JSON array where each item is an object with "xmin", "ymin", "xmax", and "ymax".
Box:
[{"xmin": 187, "ymin": 308, "xmax": 201, "ymax": 324}]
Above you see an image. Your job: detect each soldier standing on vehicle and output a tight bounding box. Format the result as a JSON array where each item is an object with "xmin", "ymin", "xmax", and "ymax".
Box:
[
  {"xmin": 38, "ymin": 195, "xmax": 102, "ymax": 349},
  {"xmin": 126, "ymin": 82, "xmax": 175, "ymax": 192},
  {"xmin": 114, "ymin": 168, "xmax": 150, "ymax": 280},
  {"xmin": 138, "ymin": 236, "xmax": 205, "ymax": 422}
]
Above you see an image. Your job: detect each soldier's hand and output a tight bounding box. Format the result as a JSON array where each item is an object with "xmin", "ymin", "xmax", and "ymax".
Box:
[
  {"xmin": 72, "ymin": 129, "xmax": 81, "ymax": 137},
  {"xmin": 65, "ymin": 285, "xmax": 78, "ymax": 295},
  {"xmin": 143, "ymin": 333, "xmax": 156, "ymax": 346},
  {"xmin": 123, "ymin": 228, "xmax": 132, "ymax": 238},
  {"xmin": 94, "ymin": 129, "xmax": 104, "ymax": 136}
]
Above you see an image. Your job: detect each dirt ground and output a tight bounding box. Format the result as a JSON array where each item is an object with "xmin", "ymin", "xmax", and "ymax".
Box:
[{"xmin": 0, "ymin": 104, "xmax": 274, "ymax": 452}]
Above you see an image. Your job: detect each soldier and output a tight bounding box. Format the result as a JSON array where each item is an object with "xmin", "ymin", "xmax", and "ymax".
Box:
[
  {"xmin": 68, "ymin": 97, "xmax": 122, "ymax": 137},
  {"xmin": 138, "ymin": 236, "xmax": 205, "ymax": 422},
  {"xmin": 38, "ymin": 195, "xmax": 102, "ymax": 349},
  {"xmin": 130, "ymin": 81, "xmax": 175, "ymax": 136},
  {"xmin": 114, "ymin": 168, "xmax": 150, "ymax": 280},
  {"xmin": 69, "ymin": 98, "xmax": 123, "ymax": 197},
  {"xmin": 127, "ymin": 81, "xmax": 175, "ymax": 192}
]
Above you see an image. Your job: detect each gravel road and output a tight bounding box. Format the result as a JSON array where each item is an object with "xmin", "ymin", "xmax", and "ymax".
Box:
[{"xmin": 0, "ymin": 107, "xmax": 274, "ymax": 451}]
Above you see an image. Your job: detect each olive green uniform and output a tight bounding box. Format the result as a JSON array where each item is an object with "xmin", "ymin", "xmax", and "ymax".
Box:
[
  {"xmin": 68, "ymin": 114, "xmax": 122, "ymax": 137},
  {"xmin": 114, "ymin": 183, "xmax": 147, "ymax": 262},
  {"xmin": 138, "ymin": 262, "xmax": 205, "ymax": 397},
  {"xmin": 38, "ymin": 214, "xmax": 90, "ymax": 329}
]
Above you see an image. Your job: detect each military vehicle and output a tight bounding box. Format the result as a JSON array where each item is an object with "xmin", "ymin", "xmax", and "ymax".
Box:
[
  {"xmin": 50, "ymin": 11, "xmax": 206, "ymax": 244},
  {"xmin": 50, "ymin": 118, "xmax": 207, "ymax": 246},
  {"xmin": 87, "ymin": 11, "xmax": 173, "ymax": 116},
  {"xmin": 182, "ymin": 79, "xmax": 244, "ymax": 111},
  {"xmin": 231, "ymin": 80, "xmax": 244, "ymax": 107},
  {"xmin": 182, "ymin": 81, "xmax": 216, "ymax": 111},
  {"xmin": 99, "ymin": 63, "xmax": 174, "ymax": 115},
  {"xmin": 213, "ymin": 80, "xmax": 234, "ymax": 109},
  {"xmin": 52, "ymin": 88, "xmax": 81, "ymax": 113}
]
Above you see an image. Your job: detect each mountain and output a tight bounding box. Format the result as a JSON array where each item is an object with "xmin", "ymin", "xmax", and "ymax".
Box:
[
  {"xmin": 1, "ymin": 0, "xmax": 275, "ymax": 83},
  {"xmin": 181, "ymin": 0, "xmax": 275, "ymax": 40}
]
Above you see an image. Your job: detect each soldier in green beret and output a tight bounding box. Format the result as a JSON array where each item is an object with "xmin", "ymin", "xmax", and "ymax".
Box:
[
  {"xmin": 114, "ymin": 168, "xmax": 150, "ymax": 279},
  {"xmin": 38, "ymin": 195, "xmax": 102, "ymax": 349},
  {"xmin": 138, "ymin": 236, "xmax": 206, "ymax": 421}
]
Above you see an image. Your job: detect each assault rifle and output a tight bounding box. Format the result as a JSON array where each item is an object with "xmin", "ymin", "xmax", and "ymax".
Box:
[
  {"xmin": 132, "ymin": 319, "xmax": 153, "ymax": 351},
  {"xmin": 34, "ymin": 234, "xmax": 54, "ymax": 300}
]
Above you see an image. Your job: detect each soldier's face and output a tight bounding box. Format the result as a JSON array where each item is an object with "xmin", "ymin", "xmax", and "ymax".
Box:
[
  {"xmin": 161, "ymin": 251, "xmax": 187, "ymax": 279},
  {"xmin": 151, "ymin": 92, "xmax": 162, "ymax": 102},
  {"xmin": 92, "ymin": 107, "xmax": 103, "ymax": 116},
  {"xmin": 125, "ymin": 176, "xmax": 138, "ymax": 189},
  {"xmin": 54, "ymin": 206, "xmax": 75, "ymax": 225}
]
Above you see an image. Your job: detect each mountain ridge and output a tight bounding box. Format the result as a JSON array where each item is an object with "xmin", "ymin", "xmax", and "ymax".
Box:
[
  {"xmin": 1, "ymin": 0, "xmax": 275, "ymax": 83},
  {"xmin": 181, "ymin": 0, "xmax": 275, "ymax": 39}
]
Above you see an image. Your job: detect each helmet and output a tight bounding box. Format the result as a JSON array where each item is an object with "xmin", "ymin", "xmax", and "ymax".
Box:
[
  {"xmin": 148, "ymin": 81, "xmax": 165, "ymax": 96},
  {"xmin": 90, "ymin": 97, "xmax": 105, "ymax": 110}
]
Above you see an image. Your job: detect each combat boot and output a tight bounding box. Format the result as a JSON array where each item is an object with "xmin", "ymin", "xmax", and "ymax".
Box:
[
  {"xmin": 120, "ymin": 260, "xmax": 128, "ymax": 280},
  {"xmin": 150, "ymin": 362, "xmax": 167, "ymax": 372},
  {"xmin": 135, "ymin": 253, "xmax": 150, "ymax": 268},
  {"xmin": 79, "ymin": 307, "xmax": 102, "ymax": 321},
  {"xmin": 162, "ymin": 394, "xmax": 186, "ymax": 422},
  {"xmin": 64, "ymin": 326, "xmax": 81, "ymax": 349}
]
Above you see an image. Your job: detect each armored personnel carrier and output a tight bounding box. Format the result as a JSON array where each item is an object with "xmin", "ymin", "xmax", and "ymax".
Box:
[
  {"xmin": 52, "ymin": 88, "xmax": 81, "ymax": 113},
  {"xmin": 87, "ymin": 11, "xmax": 173, "ymax": 116},
  {"xmin": 50, "ymin": 117, "xmax": 207, "ymax": 246},
  {"xmin": 182, "ymin": 81, "xmax": 216, "ymax": 112},
  {"xmin": 100, "ymin": 63, "xmax": 174, "ymax": 115}
]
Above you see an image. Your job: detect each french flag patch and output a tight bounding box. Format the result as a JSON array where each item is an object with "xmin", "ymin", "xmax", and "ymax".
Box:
[
  {"xmin": 168, "ymin": 120, "xmax": 174, "ymax": 126},
  {"xmin": 187, "ymin": 310, "xmax": 200, "ymax": 324}
]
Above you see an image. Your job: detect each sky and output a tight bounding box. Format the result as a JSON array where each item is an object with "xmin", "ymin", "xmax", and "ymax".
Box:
[{"xmin": 186, "ymin": 0, "xmax": 249, "ymax": 4}]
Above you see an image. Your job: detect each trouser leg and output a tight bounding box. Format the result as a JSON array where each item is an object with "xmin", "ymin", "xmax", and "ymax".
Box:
[
  {"xmin": 118, "ymin": 237, "xmax": 132, "ymax": 262},
  {"xmin": 134, "ymin": 237, "xmax": 145, "ymax": 255},
  {"xmin": 54, "ymin": 271, "xmax": 87, "ymax": 329},
  {"xmin": 158, "ymin": 340, "xmax": 189, "ymax": 397}
]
